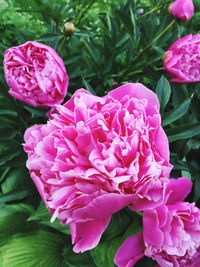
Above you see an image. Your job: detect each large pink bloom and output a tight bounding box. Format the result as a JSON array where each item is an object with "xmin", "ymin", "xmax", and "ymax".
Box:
[
  {"xmin": 169, "ymin": 0, "xmax": 194, "ymax": 22},
  {"xmin": 164, "ymin": 34, "xmax": 200, "ymax": 83},
  {"xmin": 4, "ymin": 41, "xmax": 68, "ymax": 107},
  {"xmin": 23, "ymin": 83, "xmax": 172, "ymax": 252},
  {"xmin": 115, "ymin": 178, "xmax": 200, "ymax": 267}
]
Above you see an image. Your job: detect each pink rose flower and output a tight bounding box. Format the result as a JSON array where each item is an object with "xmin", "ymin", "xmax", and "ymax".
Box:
[
  {"xmin": 164, "ymin": 34, "xmax": 200, "ymax": 83},
  {"xmin": 115, "ymin": 178, "xmax": 200, "ymax": 267},
  {"xmin": 4, "ymin": 41, "xmax": 69, "ymax": 107},
  {"xmin": 169, "ymin": 0, "xmax": 194, "ymax": 22},
  {"xmin": 23, "ymin": 83, "xmax": 172, "ymax": 252}
]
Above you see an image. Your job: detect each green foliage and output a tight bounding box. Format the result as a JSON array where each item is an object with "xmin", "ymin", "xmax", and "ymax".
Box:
[{"xmin": 0, "ymin": 0, "xmax": 200, "ymax": 266}]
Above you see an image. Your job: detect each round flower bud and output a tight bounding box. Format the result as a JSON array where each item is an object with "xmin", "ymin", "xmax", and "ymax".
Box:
[{"xmin": 63, "ymin": 22, "xmax": 76, "ymax": 36}]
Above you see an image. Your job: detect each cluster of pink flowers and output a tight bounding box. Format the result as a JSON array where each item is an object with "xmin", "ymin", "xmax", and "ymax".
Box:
[{"xmin": 3, "ymin": 3, "xmax": 200, "ymax": 263}]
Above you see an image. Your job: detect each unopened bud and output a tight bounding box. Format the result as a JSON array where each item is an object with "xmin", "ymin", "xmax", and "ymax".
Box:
[
  {"xmin": 168, "ymin": 4, "xmax": 172, "ymax": 15},
  {"xmin": 139, "ymin": 9, "xmax": 144, "ymax": 15},
  {"xmin": 63, "ymin": 22, "xmax": 76, "ymax": 36},
  {"xmin": 112, "ymin": 81, "xmax": 118, "ymax": 88}
]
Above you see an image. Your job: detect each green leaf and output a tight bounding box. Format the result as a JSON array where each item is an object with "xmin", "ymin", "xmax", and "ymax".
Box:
[
  {"xmin": 91, "ymin": 236, "xmax": 122, "ymax": 267},
  {"xmin": 36, "ymin": 33, "xmax": 63, "ymax": 42},
  {"xmin": 90, "ymin": 211, "xmax": 142, "ymax": 267},
  {"xmin": 0, "ymin": 189, "xmax": 29, "ymax": 203},
  {"xmin": 0, "ymin": 203, "xmax": 35, "ymax": 246},
  {"xmin": 156, "ymin": 75, "xmax": 171, "ymax": 113},
  {"xmin": 63, "ymin": 246, "xmax": 95, "ymax": 267},
  {"xmin": 166, "ymin": 123, "xmax": 200, "ymax": 142},
  {"xmin": 162, "ymin": 96, "xmax": 192, "ymax": 127},
  {"xmin": 28, "ymin": 202, "xmax": 71, "ymax": 235},
  {"xmin": 0, "ymin": 148, "xmax": 21, "ymax": 166},
  {"xmin": 0, "ymin": 230, "xmax": 66, "ymax": 267},
  {"xmin": 0, "ymin": 167, "xmax": 10, "ymax": 183},
  {"xmin": 82, "ymin": 77, "xmax": 96, "ymax": 95},
  {"xmin": 1, "ymin": 167, "xmax": 30, "ymax": 194},
  {"xmin": 194, "ymin": 176, "xmax": 200, "ymax": 202}
]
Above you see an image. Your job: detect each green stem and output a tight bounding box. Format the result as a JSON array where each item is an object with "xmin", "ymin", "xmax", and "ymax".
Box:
[
  {"xmin": 138, "ymin": 0, "xmax": 172, "ymax": 19},
  {"xmin": 119, "ymin": 19, "xmax": 176, "ymax": 80},
  {"xmin": 58, "ymin": 35, "xmax": 67, "ymax": 55},
  {"xmin": 138, "ymin": 19, "xmax": 176, "ymax": 56},
  {"xmin": 138, "ymin": 3, "xmax": 161, "ymax": 19}
]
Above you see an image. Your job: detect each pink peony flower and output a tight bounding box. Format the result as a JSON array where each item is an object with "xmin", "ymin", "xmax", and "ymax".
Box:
[
  {"xmin": 4, "ymin": 41, "xmax": 69, "ymax": 107},
  {"xmin": 164, "ymin": 33, "xmax": 200, "ymax": 83},
  {"xmin": 115, "ymin": 177, "xmax": 200, "ymax": 267},
  {"xmin": 169, "ymin": 0, "xmax": 194, "ymax": 22},
  {"xmin": 23, "ymin": 83, "xmax": 172, "ymax": 252},
  {"xmin": 164, "ymin": 34, "xmax": 200, "ymax": 83}
]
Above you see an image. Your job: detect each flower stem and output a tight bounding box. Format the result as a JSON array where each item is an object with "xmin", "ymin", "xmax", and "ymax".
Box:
[
  {"xmin": 118, "ymin": 19, "xmax": 176, "ymax": 80},
  {"xmin": 58, "ymin": 35, "xmax": 67, "ymax": 55},
  {"xmin": 138, "ymin": 0, "xmax": 172, "ymax": 19},
  {"xmin": 138, "ymin": 19, "xmax": 176, "ymax": 57}
]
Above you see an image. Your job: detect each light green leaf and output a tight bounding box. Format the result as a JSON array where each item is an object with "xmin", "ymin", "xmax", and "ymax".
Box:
[
  {"xmin": 0, "ymin": 230, "xmax": 66, "ymax": 267},
  {"xmin": 0, "ymin": 204, "xmax": 34, "ymax": 246}
]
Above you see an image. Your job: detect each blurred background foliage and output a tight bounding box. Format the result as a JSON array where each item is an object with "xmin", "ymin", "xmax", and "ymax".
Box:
[{"xmin": 0, "ymin": 0, "xmax": 200, "ymax": 266}]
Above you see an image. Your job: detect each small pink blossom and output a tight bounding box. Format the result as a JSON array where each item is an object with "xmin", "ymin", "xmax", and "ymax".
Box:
[
  {"xmin": 115, "ymin": 178, "xmax": 200, "ymax": 267},
  {"xmin": 169, "ymin": 0, "xmax": 194, "ymax": 22},
  {"xmin": 4, "ymin": 41, "xmax": 69, "ymax": 107},
  {"xmin": 139, "ymin": 9, "xmax": 144, "ymax": 15},
  {"xmin": 23, "ymin": 83, "xmax": 172, "ymax": 252},
  {"xmin": 164, "ymin": 34, "xmax": 200, "ymax": 83}
]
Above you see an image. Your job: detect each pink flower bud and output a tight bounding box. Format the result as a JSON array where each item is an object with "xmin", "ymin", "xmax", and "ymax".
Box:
[
  {"xmin": 4, "ymin": 41, "xmax": 69, "ymax": 107},
  {"xmin": 63, "ymin": 22, "xmax": 76, "ymax": 36},
  {"xmin": 139, "ymin": 9, "xmax": 144, "ymax": 15},
  {"xmin": 164, "ymin": 34, "xmax": 200, "ymax": 83},
  {"xmin": 169, "ymin": 0, "xmax": 194, "ymax": 21}
]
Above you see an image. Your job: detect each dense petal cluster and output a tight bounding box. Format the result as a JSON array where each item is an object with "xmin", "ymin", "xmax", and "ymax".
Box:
[
  {"xmin": 144, "ymin": 202, "xmax": 200, "ymax": 267},
  {"xmin": 115, "ymin": 178, "xmax": 200, "ymax": 267},
  {"xmin": 169, "ymin": 0, "xmax": 194, "ymax": 21},
  {"xmin": 4, "ymin": 41, "xmax": 68, "ymax": 107},
  {"xmin": 164, "ymin": 34, "xmax": 200, "ymax": 83},
  {"xmin": 23, "ymin": 83, "xmax": 172, "ymax": 252}
]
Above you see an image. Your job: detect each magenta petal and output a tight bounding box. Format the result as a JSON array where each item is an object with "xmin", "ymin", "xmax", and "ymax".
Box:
[
  {"xmin": 143, "ymin": 209, "xmax": 164, "ymax": 247},
  {"xmin": 72, "ymin": 193, "xmax": 138, "ymax": 221},
  {"xmin": 71, "ymin": 216, "xmax": 111, "ymax": 253},
  {"xmin": 166, "ymin": 177, "xmax": 192, "ymax": 204},
  {"xmin": 114, "ymin": 232, "xmax": 145, "ymax": 267},
  {"xmin": 107, "ymin": 83, "xmax": 160, "ymax": 115}
]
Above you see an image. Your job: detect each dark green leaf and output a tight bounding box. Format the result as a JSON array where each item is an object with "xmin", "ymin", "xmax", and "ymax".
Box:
[
  {"xmin": 28, "ymin": 202, "xmax": 70, "ymax": 235},
  {"xmin": 166, "ymin": 123, "xmax": 200, "ymax": 142},
  {"xmin": 0, "ymin": 189, "xmax": 29, "ymax": 203},
  {"xmin": 162, "ymin": 96, "xmax": 192, "ymax": 127},
  {"xmin": 156, "ymin": 76, "xmax": 171, "ymax": 113}
]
